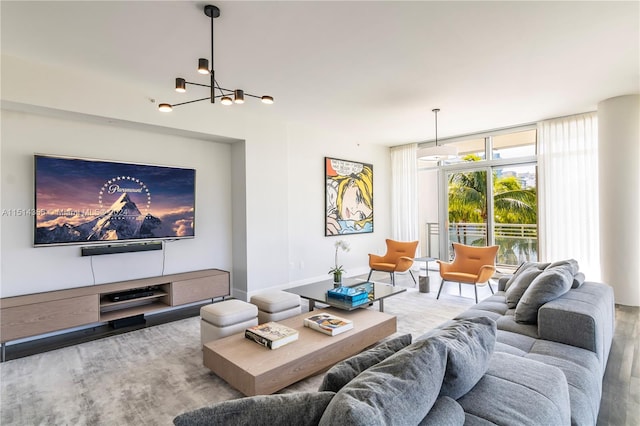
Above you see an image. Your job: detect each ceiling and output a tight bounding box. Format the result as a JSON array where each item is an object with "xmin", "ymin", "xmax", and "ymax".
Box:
[{"xmin": 1, "ymin": 1, "xmax": 638, "ymax": 146}]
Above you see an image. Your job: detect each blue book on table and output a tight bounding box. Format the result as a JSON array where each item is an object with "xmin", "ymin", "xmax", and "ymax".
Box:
[{"xmin": 327, "ymin": 286, "xmax": 369, "ymax": 303}]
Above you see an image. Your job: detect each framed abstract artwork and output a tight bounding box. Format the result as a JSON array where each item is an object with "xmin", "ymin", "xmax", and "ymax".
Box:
[{"xmin": 325, "ymin": 157, "xmax": 373, "ymax": 236}]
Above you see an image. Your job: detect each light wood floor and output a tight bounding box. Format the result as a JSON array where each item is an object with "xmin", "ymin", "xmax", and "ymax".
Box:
[{"xmin": 598, "ymin": 304, "xmax": 640, "ymax": 426}]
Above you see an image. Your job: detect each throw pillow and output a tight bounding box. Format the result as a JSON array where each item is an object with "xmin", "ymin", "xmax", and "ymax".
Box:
[
  {"xmin": 318, "ymin": 334, "xmax": 412, "ymax": 392},
  {"xmin": 547, "ymin": 258, "xmax": 579, "ymax": 275},
  {"xmin": 173, "ymin": 391, "xmax": 335, "ymax": 426},
  {"xmin": 503, "ymin": 262, "xmax": 549, "ymax": 291},
  {"xmin": 515, "ymin": 266, "xmax": 573, "ymax": 324},
  {"xmin": 318, "ymin": 338, "xmax": 448, "ymax": 426},
  {"xmin": 504, "ymin": 267, "xmax": 546, "ymax": 308},
  {"xmin": 427, "ymin": 316, "xmax": 497, "ymax": 399},
  {"xmin": 572, "ymin": 272, "xmax": 586, "ymax": 289}
]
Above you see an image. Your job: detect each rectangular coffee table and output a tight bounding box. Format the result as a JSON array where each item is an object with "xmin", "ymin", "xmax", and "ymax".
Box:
[
  {"xmin": 286, "ymin": 277, "xmax": 406, "ymax": 312},
  {"xmin": 203, "ymin": 307, "xmax": 396, "ymax": 396}
]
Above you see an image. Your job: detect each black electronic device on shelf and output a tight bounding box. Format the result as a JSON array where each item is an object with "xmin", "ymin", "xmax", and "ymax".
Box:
[{"xmin": 108, "ymin": 287, "xmax": 156, "ymax": 302}]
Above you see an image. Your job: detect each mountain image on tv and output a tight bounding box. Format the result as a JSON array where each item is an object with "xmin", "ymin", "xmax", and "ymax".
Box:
[
  {"xmin": 34, "ymin": 155, "xmax": 196, "ymax": 246},
  {"xmin": 36, "ymin": 193, "xmax": 166, "ymax": 243}
]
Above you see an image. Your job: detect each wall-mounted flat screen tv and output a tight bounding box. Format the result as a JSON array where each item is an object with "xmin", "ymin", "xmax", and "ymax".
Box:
[{"xmin": 34, "ymin": 154, "xmax": 196, "ymax": 246}]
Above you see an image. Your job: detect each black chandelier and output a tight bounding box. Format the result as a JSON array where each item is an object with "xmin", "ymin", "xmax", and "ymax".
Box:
[{"xmin": 158, "ymin": 5, "xmax": 273, "ymax": 112}]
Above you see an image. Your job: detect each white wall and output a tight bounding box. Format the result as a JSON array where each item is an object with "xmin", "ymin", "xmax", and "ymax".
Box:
[
  {"xmin": 1, "ymin": 54, "xmax": 392, "ymax": 300},
  {"xmin": 0, "ymin": 109, "xmax": 233, "ymax": 297},
  {"xmin": 598, "ymin": 94, "xmax": 640, "ymax": 307},
  {"xmin": 285, "ymin": 122, "xmax": 391, "ymax": 286}
]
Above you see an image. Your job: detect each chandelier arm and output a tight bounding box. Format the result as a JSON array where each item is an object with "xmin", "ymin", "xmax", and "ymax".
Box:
[
  {"xmin": 184, "ymin": 81, "xmax": 212, "ymax": 88},
  {"xmin": 170, "ymin": 97, "xmax": 211, "ymax": 107},
  {"xmin": 213, "ymin": 79, "xmax": 231, "ymax": 95},
  {"xmin": 244, "ymin": 93, "xmax": 267, "ymax": 99}
]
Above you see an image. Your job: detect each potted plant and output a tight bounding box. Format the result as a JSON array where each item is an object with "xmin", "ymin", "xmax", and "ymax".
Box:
[{"xmin": 329, "ymin": 240, "xmax": 350, "ymax": 287}]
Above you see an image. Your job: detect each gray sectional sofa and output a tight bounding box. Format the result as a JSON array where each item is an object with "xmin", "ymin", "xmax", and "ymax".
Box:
[{"xmin": 174, "ymin": 260, "xmax": 615, "ymax": 426}]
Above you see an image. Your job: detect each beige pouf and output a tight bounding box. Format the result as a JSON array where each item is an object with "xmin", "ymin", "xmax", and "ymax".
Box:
[
  {"xmin": 200, "ymin": 299, "xmax": 258, "ymax": 345},
  {"xmin": 250, "ymin": 290, "xmax": 301, "ymax": 323}
]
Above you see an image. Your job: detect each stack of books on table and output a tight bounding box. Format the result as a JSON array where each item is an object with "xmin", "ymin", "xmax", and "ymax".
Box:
[
  {"xmin": 244, "ymin": 322, "xmax": 299, "ymax": 350},
  {"xmin": 304, "ymin": 313, "xmax": 353, "ymax": 336},
  {"xmin": 327, "ymin": 285, "xmax": 369, "ymax": 307}
]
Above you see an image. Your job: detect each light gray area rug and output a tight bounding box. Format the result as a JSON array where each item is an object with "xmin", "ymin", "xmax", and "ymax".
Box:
[{"xmin": 1, "ymin": 284, "xmax": 473, "ymax": 426}]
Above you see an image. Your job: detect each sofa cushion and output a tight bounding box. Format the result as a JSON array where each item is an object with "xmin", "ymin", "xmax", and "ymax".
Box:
[
  {"xmin": 495, "ymin": 315, "xmax": 539, "ymax": 338},
  {"xmin": 515, "ymin": 267, "xmax": 573, "ymax": 324},
  {"xmin": 173, "ymin": 391, "xmax": 335, "ymax": 426},
  {"xmin": 527, "ymin": 349, "xmax": 601, "ymax": 425},
  {"xmin": 318, "ymin": 337, "xmax": 447, "ymax": 426},
  {"xmin": 503, "ymin": 261, "xmax": 549, "ymax": 291},
  {"xmin": 457, "ymin": 352, "xmax": 571, "ymax": 426},
  {"xmin": 318, "ymin": 334, "xmax": 412, "ymax": 392},
  {"xmin": 418, "ymin": 396, "xmax": 465, "ymax": 426},
  {"xmin": 418, "ymin": 317, "xmax": 497, "ymax": 399},
  {"xmin": 504, "ymin": 268, "xmax": 545, "ymax": 308}
]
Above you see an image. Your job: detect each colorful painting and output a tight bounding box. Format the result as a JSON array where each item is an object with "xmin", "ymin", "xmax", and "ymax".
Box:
[{"xmin": 325, "ymin": 157, "xmax": 373, "ymax": 236}]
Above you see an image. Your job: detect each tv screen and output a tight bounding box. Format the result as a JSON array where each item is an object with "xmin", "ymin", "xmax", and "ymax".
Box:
[{"xmin": 34, "ymin": 155, "xmax": 196, "ymax": 246}]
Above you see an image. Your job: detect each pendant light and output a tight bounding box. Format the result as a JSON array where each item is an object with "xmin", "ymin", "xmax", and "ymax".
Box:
[{"xmin": 418, "ymin": 109, "xmax": 458, "ymax": 161}]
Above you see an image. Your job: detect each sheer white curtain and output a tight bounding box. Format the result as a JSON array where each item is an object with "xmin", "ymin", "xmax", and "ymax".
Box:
[
  {"xmin": 538, "ymin": 112, "xmax": 601, "ymax": 280},
  {"xmin": 390, "ymin": 143, "xmax": 419, "ymax": 242}
]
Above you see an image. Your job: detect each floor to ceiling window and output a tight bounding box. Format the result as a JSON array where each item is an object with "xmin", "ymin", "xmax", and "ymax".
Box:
[{"xmin": 418, "ymin": 127, "xmax": 537, "ymax": 269}]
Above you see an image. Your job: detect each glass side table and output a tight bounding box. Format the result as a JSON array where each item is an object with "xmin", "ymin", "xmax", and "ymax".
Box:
[{"xmin": 414, "ymin": 257, "xmax": 436, "ymax": 293}]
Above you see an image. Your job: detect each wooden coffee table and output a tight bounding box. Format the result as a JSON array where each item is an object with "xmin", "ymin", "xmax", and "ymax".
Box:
[{"xmin": 203, "ymin": 307, "xmax": 396, "ymax": 396}]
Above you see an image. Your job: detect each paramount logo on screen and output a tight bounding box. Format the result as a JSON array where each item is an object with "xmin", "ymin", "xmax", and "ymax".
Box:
[{"xmin": 108, "ymin": 184, "xmax": 144, "ymax": 194}]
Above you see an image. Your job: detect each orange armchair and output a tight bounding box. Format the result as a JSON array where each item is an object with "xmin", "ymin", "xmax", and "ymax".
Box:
[
  {"xmin": 436, "ymin": 243, "xmax": 499, "ymax": 303},
  {"xmin": 367, "ymin": 239, "xmax": 419, "ymax": 286}
]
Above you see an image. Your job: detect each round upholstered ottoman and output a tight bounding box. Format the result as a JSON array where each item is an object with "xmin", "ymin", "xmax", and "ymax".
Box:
[
  {"xmin": 200, "ymin": 299, "xmax": 258, "ymax": 345},
  {"xmin": 250, "ymin": 290, "xmax": 301, "ymax": 323}
]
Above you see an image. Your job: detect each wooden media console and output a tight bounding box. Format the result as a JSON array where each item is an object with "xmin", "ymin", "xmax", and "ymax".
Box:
[{"xmin": 0, "ymin": 269, "xmax": 230, "ymax": 360}]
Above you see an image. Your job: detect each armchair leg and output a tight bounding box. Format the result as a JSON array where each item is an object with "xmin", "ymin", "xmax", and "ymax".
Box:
[
  {"xmin": 436, "ymin": 279, "xmax": 445, "ymax": 299},
  {"xmin": 474, "ymin": 285, "xmax": 479, "ymax": 304},
  {"xmin": 458, "ymin": 282, "xmax": 462, "ymax": 296},
  {"xmin": 367, "ymin": 270, "xmax": 373, "ymax": 281},
  {"xmin": 408, "ymin": 270, "xmax": 417, "ymax": 286},
  {"xmin": 390, "ymin": 272, "xmax": 395, "ymax": 286},
  {"xmin": 487, "ymin": 281, "xmax": 495, "ymax": 294}
]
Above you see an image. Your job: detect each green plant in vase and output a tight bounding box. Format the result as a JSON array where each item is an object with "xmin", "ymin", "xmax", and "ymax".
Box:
[{"xmin": 329, "ymin": 240, "xmax": 350, "ymax": 287}]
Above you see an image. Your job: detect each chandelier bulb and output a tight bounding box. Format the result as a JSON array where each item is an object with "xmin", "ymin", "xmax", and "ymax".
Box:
[
  {"xmin": 198, "ymin": 58, "xmax": 209, "ymax": 75},
  {"xmin": 158, "ymin": 103, "xmax": 173, "ymax": 112},
  {"xmin": 220, "ymin": 96, "xmax": 233, "ymax": 106},
  {"xmin": 175, "ymin": 78, "xmax": 186, "ymax": 93},
  {"xmin": 261, "ymin": 95, "xmax": 274, "ymax": 104},
  {"xmin": 233, "ymin": 89, "xmax": 245, "ymax": 104}
]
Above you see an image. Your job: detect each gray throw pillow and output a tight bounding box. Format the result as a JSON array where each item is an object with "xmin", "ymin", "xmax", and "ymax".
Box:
[
  {"xmin": 515, "ymin": 267, "xmax": 573, "ymax": 324},
  {"xmin": 504, "ymin": 262, "xmax": 549, "ymax": 291},
  {"xmin": 319, "ymin": 334, "xmax": 412, "ymax": 392},
  {"xmin": 504, "ymin": 268, "xmax": 545, "ymax": 308},
  {"xmin": 427, "ymin": 316, "xmax": 497, "ymax": 399},
  {"xmin": 318, "ymin": 338, "xmax": 447, "ymax": 426},
  {"xmin": 173, "ymin": 391, "xmax": 335, "ymax": 426},
  {"xmin": 547, "ymin": 258, "xmax": 579, "ymax": 275},
  {"xmin": 572, "ymin": 272, "xmax": 586, "ymax": 289}
]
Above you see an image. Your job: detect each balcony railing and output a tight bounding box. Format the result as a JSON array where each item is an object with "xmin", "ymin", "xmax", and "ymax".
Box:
[{"xmin": 424, "ymin": 222, "xmax": 538, "ymax": 266}]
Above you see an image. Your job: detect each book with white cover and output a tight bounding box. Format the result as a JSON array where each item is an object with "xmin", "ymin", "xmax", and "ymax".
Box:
[
  {"xmin": 245, "ymin": 322, "xmax": 299, "ymax": 349},
  {"xmin": 304, "ymin": 313, "xmax": 353, "ymax": 336}
]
